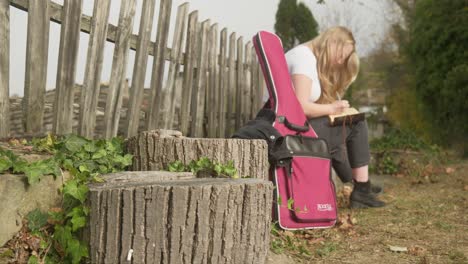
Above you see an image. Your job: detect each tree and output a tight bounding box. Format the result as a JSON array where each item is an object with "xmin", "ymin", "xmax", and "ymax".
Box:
[
  {"xmin": 406, "ymin": 0, "xmax": 468, "ymax": 154},
  {"xmin": 274, "ymin": 0, "xmax": 319, "ymax": 51}
]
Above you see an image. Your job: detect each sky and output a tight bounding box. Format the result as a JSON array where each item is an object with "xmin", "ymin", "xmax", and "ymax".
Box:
[{"xmin": 7, "ymin": 0, "xmax": 400, "ymax": 96}]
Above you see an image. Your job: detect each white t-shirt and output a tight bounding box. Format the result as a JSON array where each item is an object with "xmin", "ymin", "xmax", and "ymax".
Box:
[{"xmin": 262, "ymin": 45, "xmax": 322, "ymax": 103}]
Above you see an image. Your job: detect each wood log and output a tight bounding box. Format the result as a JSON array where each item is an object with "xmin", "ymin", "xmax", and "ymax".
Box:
[
  {"xmin": 87, "ymin": 172, "xmax": 273, "ymax": 264},
  {"xmin": 126, "ymin": 130, "xmax": 269, "ymax": 180}
]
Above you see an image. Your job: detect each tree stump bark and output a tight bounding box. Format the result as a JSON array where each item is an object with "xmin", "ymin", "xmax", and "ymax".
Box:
[
  {"xmin": 87, "ymin": 172, "xmax": 274, "ymax": 264},
  {"xmin": 126, "ymin": 130, "xmax": 269, "ymax": 180}
]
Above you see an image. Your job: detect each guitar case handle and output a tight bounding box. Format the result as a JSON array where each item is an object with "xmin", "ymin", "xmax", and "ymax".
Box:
[{"xmin": 278, "ymin": 116, "xmax": 310, "ymax": 133}]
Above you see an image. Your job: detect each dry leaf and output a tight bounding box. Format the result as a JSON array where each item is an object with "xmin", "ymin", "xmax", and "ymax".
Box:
[
  {"xmin": 445, "ymin": 167, "xmax": 455, "ymax": 174},
  {"xmin": 408, "ymin": 245, "xmax": 426, "ymax": 256},
  {"xmin": 464, "ymin": 185, "xmax": 468, "ymax": 191}
]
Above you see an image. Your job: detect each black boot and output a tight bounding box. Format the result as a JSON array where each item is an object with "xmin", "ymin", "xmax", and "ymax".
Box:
[
  {"xmin": 350, "ymin": 181, "xmax": 385, "ymax": 208},
  {"xmin": 371, "ymin": 183, "xmax": 383, "ymax": 195}
]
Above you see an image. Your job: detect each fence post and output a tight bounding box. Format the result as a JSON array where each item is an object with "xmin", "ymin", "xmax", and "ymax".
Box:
[
  {"xmin": 23, "ymin": 0, "xmax": 49, "ymax": 135},
  {"xmin": 146, "ymin": 0, "xmax": 172, "ymax": 131},
  {"xmin": 206, "ymin": 23, "xmax": 219, "ymax": 138},
  {"xmin": 235, "ymin": 36, "xmax": 244, "ymax": 131},
  {"xmin": 190, "ymin": 19, "xmax": 210, "ymax": 137},
  {"xmin": 0, "ymin": 0, "xmax": 9, "ymax": 138},
  {"xmin": 225, "ymin": 32, "xmax": 236, "ymax": 138},
  {"xmin": 103, "ymin": 0, "xmax": 137, "ymax": 139},
  {"xmin": 162, "ymin": 3, "xmax": 188, "ymax": 129},
  {"xmin": 125, "ymin": 0, "xmax": 157, "ymax": 138},
  {"xmin": 53, "ymin": 0, "xmax": 82, "ymax": 135},
  {"xmin": 78, "ymin": 0, "xmax": 111, "ymax": 138},
  {"xmin": 243, "ymin": 41, "xmax": 253, "ymax": 125},
  {"xmin": 179, "ymin": 11, "xmax": 198, "ymax": 136},
  {"xmin": 217, "ymin": 28, "xmax": 228, "ymax": 138}
]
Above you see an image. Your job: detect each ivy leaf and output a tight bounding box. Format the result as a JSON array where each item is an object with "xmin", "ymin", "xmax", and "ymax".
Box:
[
  {"xmin": 23, "ymin": 158, "xmax": 60, "ymax": 185},
  {"xmin": 0, "ymin": 157, "xmax": 12, "ymax": 172},
  {"xmin": 64, "ymin": 135, "xmax": 88, "ymax": 152},
  {"xmin": 27, "ymin": 209, "xmax": 48, "ymax": 231},
  {"xmin": 27, "ymin": 255, "xmax": 40, "ymax": 264},
  {"xmin": 67, "ymin": 238, "xmax": 89, "ymax": 264},
  {"xmin": 83, "ymin": 143, "xmax": 96, "ymax": 153},
  {"xmin": 63, "ymin": 180, "xmax": 89, "ymax": 203},
  {"xmin": 277, "ymin": 195, "xmax": 283, "ymax": 206},
  {"xmin": 91, "ymin": 149, "xmax": 107, "ymax": 160},
  {"xmin": 287, "ymin": 198, "xmax": 294, "ymax": 211},
  {"xmin": 70, "ymin": 216, "xmax": 86, "ymax": 232}
]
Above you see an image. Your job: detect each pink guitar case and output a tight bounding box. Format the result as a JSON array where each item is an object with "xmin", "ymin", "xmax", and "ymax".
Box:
[{"xmin": 253, "ymin": 31, "xmax": 337, "ymax": 229}]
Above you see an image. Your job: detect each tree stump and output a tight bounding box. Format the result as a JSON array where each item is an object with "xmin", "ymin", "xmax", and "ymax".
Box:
[
  {"xmin": 126, "ymin": 130, "xmax": 269, "ymax": 180},
  {"xmin": 87, "ymin": 172, "xmax": 274, "ymax": 264}
]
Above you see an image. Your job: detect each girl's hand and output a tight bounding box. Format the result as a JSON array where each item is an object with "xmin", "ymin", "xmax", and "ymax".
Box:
[{"xmin": 330, "ymin": 100, "xmax": 349, "ymax": 114}]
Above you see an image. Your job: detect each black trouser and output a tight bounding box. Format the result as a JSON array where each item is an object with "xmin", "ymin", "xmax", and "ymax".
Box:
[{"xmin": 308, "ymin": 116, "xmax": 371, "ymax": 183}]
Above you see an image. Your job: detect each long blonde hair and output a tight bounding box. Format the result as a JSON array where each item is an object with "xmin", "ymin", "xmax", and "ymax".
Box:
[{"xmin": 306, "ymin": 26, "xmax": 359, "ymax": 104}]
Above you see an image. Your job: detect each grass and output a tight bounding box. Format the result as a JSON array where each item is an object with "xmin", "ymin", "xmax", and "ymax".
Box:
[{"xmin": 268, "ymin": 157, "xmax": 468, "ymax": 264}]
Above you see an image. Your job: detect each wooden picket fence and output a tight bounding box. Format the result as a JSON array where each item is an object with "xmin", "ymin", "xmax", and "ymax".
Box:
[{"xmin": 0, "ymin": 0, "xmax": 265, "ymax": 139}]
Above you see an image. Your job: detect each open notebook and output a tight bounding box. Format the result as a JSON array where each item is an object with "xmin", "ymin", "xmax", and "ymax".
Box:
[{"xmin": 328, "ymin": 107, "xmax": 366, "ymax": 126}]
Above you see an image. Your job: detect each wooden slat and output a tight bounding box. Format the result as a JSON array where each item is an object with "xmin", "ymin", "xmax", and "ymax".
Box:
[
  {"xmin": 52, "ymin": 0, "xmax": 82, "ymax": 135},
  {"xmin": 179, "ymin": 11, "xmax": 198, "ymax": 136},
  {"xmin": 250, "ymin": 48, "xmax": 259, "ymax": 119},
  {"xmin": 0, "ymin": 0, "xmax": 9, "ymax": 137},
  {"xmin": 146, "ymin": 0, "xmax": 172, "ymax": 130},
  {"xmin": 235, "ymin": 36, "xmax": 244, "ymax": 130},
  {"xmin": 225, "ymin": 32, "xmax": 236, "ymax": 137},
  {"xmin": 162, "ymin": 3, "xmax": 188, "ymax": 129},
  {"xmin": 103, "ymin": 0, "xmax": 137, "ymax": 139},
  {"xmin": 189, "ymin": 19, "xmax": 210, "ymax": 137},
  {"xmin": 23, "ymin": 0, "xmax": 49, "ymax": 134},
  {"xmin": 78, "ymin": 0, "xmax": 111, "ymax": 138},
  {"xmin": 125, "ymin": 0, "xmax": 157, "ymax": 137},
  {"xmin": 217, "ymin": 28, "xmax": 228, "ymax": 138},
  {"xmin": 243, "ymin": 41, "xmax": 252, "ymax": 125},
  {"xmin": 257, "ymin": 60, "xmax": 265, "ymax": 111},
  {"xmin": 207, "ymin": 23, "xmax": 218, "ymax": 138}
]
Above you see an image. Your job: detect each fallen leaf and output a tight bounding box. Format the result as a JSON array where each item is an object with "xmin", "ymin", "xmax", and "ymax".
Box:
[
  {"xmin": 464, "ymin": 185, "xmax": 468, "ymax": 191},
  {"xmin": 445, "ymin": 167, "xmax": 455, "ymax": 174},
  {"xmin": 389, "ymin": 245, "xmax": 408, "ymax": 253},
  {"xmin": 408, "ymin": 245, "xmax": 426, "ymax": 256},
  {"xmin": 342, "ymin": 185, "xmax": 352, "ymax": 198},
  {"xmin": 395, "ymin": 173, "xmax": 405, "ymax": 178}
]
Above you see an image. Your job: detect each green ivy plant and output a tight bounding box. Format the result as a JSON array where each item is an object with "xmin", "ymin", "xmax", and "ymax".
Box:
[
  {"xmin": 1, "ymin": 134, "xmax": 133, "ymax": 264},
  {"xmin": 167, "ymin": 157, "xmax": 239, "ymax": 178}
]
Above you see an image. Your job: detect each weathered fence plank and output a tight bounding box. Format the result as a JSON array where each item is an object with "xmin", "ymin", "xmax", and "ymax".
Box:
[
  {"xmin": 52, "ymin": 0, "xmax": 82, "ymax": 135},
  {"xmin": 125, "ymin": 0, "xmax": 156, "ymax": 137},
  {"xmin": 103, "ymin": 0, "xmax": 137, "ymax": 139},
  {"xmin": 250, "ymin": 48, "xmax": 259, "ymax": 119},
  {"xmin": 179, "ymin": 11, "xmax": 198, "ymax": 136},
  {"xmin": 257, "ymin": 57, "xmax": 265, "ymax": 111},
  {"xmin": 225, "ymin": 32, "xmax": 236, "ymax": 137},
  {"xmin": 207, "ymin": 23, "xmax": 219, "ymax": 138},
  {"xmin": 189, "ymin": 20, "xmax": 210, "ymax": 137},
  {"xmin": 146, "ymin": 0, "xmax": 172, "ymax": 130},
  {"xmin": 23, "ymin": 0, "xmax": 49, "ymax": 134},
  {"xmin": 235, "ymin": 37, "xmax": 244, "ymax": 130},
  {"xmin": 218, "ymin": 28, "xmax": 228, "ymax": 138},
  {"xmin": 0, "ymin": 0, "xmax": 9, "ymax": 137},
  {"xmin": 243, "ymin": 41, "xmax": 253, "ymax": 125},
  {"xmin": 88, "ymin": 176, "xmax": 273, "ymax": 264},
  {"xmin": 162, "ymin": 3, "xmax": 188, "ymax": 129},
  {"xmin": 78, "ymin": 0, "xmax": 111, "ymax": 138}
]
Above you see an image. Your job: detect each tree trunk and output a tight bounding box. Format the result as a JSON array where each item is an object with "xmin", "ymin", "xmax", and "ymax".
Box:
[
  {"xmin": 126, "ymin": 130, "xmax": 269, "ymax": 180},
  {"xmin": 87, "ymin": 172, "xmax": 274, "ymax": 264}
]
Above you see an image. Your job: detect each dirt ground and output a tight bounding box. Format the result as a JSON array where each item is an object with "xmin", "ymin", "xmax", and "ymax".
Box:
[{"xmin": 267, "ymin": 160, "xmax": 468, "ymax": 264}]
